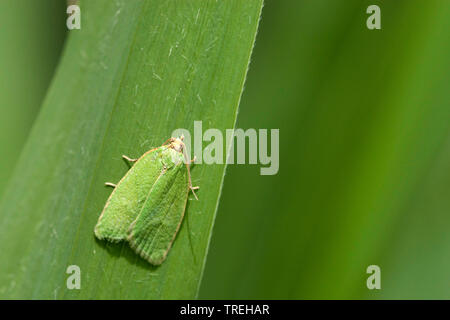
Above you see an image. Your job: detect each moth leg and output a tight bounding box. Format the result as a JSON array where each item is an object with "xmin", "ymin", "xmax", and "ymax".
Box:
[
  {"xmin": 190, "ymin": 187, "xmax": 199, "ymax": 200},
  {"xmin": 188, "ymin": 156, "xmax": 199, "ymax": 198},
  {"xmin": 122, "ymin": 154, "xmax": 138, "ymax": 162},
  {"xmin": 105, "ymin": 182, "xmax": 117, "ymax": 188},
  {"xmin": 178, "ymin": 140, "xmax": 199, "ymax": 200},
  {"xmin": 162, "ymin": 137, "xmax": 176, "ymax": 146}
]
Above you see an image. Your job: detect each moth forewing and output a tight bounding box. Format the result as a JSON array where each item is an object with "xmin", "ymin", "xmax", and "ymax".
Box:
[
  {"xmin": 94, "ymin": 147, "xmax": 164, "ymax": 242},
  {"xmin": 127, "ymin": 158, "xmax": 189, "ymax": 265}
]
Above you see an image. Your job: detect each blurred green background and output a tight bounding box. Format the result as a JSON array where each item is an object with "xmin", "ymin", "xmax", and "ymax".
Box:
[
  {"xmin": 199, "ymin": 0, "xmax": 450, "ymax": 299},
  {"xmin": 1, "ymin": 0, "xmax": 449, "ymax": 299}
]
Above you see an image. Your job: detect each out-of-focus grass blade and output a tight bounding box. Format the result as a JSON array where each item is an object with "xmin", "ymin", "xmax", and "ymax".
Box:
[
  {"xmin": 0, "ymin": 0, "xmax": 263, "ymax": 299},
  {"xmin": 0, "ymin": 0, "xmax": 66, "ymax": 197}
]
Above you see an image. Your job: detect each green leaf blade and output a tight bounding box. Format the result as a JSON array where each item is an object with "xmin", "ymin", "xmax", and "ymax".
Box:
[{"xmin": 0, "ymin": 0, "xmax": 263, "ymax": 299}]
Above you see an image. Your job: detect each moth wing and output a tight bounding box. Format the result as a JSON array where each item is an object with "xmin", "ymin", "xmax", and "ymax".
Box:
[
  {"xmin": 94, "ymin": 147, "xmax": 165, "ymax": 242},
  {"xmin": 127, "ymin": 162, "xmax": 189, "ymax": 265}
]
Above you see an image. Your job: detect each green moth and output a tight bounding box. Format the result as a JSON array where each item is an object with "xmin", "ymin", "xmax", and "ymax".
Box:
[{"xmin": 94, "ymin": 136, "xmax": 199, "ymax": 265}]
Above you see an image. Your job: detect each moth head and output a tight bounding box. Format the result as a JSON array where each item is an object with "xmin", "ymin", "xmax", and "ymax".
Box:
[{"xmin": 169, "ymin": 136, "xmax": 184, "ymax": 153}]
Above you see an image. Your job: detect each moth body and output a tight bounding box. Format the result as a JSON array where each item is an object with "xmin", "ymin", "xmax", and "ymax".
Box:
[{"xmin": 94, "ymin": 137, "xmax": 198, "ymax": 265}]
